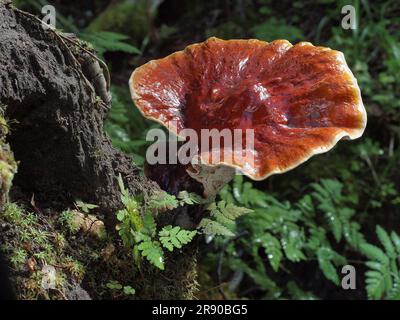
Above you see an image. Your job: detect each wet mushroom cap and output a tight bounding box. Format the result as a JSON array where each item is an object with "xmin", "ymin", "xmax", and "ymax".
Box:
[{"xmin": 129, "ymin": 37, "xmax": 367, "ymax": 180}]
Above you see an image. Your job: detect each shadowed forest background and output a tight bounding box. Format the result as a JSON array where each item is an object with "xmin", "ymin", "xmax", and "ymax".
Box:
[{"xmin": 2, "ymin": 0, "xmax": 399, "ymax": 300}]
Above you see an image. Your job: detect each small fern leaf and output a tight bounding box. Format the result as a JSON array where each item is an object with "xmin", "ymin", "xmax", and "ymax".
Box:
[
  {"xmin": 208, "ymin": 201, "xmax": 252, "ymax": 229},
  {"xmin": 223, "ymin": 202, "xmax": 253, "ymax": 219},
  {"xmin": 148, "ymin": 191, "xmax": 179, "ymax": 213},
  {"xmin": 376, "ymin": 225, "xmax": 395, "ymax": 258},
  {"xmin": 198, "ymin": 218, "xmax": 235, "ymax": 237},
  {"xmin": 360, "ymin": 243, "xmax": 389, "ymax": 265},
  {"xmin": 80, "ymin": 31, "xmax": 141, "ymax": 57},
  {"xmin": 390, "ymin": 231, "xmax": 400, "ymax": 255},
  {"xmin": 177, "ymin": 191, "xmax": 204, "ymax": 205},
  {"xmin": 365, "ymin": 270, "xmax": 386, "ymax": 300},
  {"xmin": 387, "ymin": 276, "xmax": 400, "ymax": 300},
  {"xmin": 159, "ymin": 226, "xmax": 196, "ymax": 252},
  {"xmin": 142, "ymin": 213, "xmax": 157, "ymax": 237},
  {"xmin": 259, "ymin": 233, "xmax": 282, "ymax": 272},
  {"xmin": 317, "ymin": 247, "xmax": 342, "ymax": 285},
  {"xmin": 137, "ymin": 240, "xmax": 164, "ymax": 270}
]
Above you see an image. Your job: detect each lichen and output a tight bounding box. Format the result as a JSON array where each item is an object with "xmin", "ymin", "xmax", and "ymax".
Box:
[{"xmin": 0, "ymin": 111, "xmax": 17, "ymax": 208}]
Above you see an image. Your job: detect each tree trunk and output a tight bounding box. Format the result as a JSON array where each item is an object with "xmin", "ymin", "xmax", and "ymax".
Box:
[{"xmin": 0, "ymin": 1, "xmax": 199, "ymax": 299}]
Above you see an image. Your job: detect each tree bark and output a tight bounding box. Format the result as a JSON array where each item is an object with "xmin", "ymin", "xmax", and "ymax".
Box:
[
  {"xmin": 0, "ymin": 1, "xmax": 156, "ymax": 222},
  {"xmin": 0, "ymin": 1, "xmax": 200, "ymax": 299}
]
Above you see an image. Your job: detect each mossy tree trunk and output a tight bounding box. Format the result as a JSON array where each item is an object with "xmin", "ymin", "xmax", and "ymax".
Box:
[{"xmin": 0, "ymin": 1, "xmax": 199, "ymax": 299}]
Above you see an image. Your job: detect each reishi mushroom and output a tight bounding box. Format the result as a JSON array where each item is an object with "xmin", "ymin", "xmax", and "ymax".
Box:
[{"xmin": 129, "ymin": 37, "xmax": 367, "ymax": 197}]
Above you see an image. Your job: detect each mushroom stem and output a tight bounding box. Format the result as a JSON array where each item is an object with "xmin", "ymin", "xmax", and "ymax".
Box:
[{"xmin": 186, "ymin": 163, "xmax": 236, "ymax": 199}]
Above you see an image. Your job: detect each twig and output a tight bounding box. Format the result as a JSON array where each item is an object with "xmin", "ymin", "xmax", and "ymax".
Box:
[{"xmin": 61, "ymin": 36, "xmax": 111, "ymax": 91}]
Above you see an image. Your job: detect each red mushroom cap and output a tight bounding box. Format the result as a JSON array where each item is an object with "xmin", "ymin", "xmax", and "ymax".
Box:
[{"xmin": 130, "ymin": 37, "xmax": 367, "ymax": 180}]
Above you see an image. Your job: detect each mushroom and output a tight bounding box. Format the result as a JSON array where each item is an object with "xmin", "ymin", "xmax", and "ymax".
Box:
[{"xmin": 129, "ymin": 37, "xmax": 366, "ymax": 197}]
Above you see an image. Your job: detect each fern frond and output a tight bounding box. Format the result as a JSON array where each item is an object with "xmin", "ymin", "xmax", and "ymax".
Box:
[
  {"xmin": 177, "ymin": 191, "xmax": 204, "ymax": 205},
  {"xmin": 387, "ymin": 275, "xmax": 400, "ymax": 300},
  {"xmin": 258, "ymin": 233, "xmax": 283, "ymax": 272},
  {"xmin": 159, "ymin": 226, "xmax": 197, "ymax": 252},
  {"xmin": 148, "ymin": 191, "xmax": 179, "ymax": 213},
  {"xmin": 365, "ymin": 270, "xmax": 386, "ymax": 300},
  {"xmin": 317, "ymin": 247, "xmax": 346, "ymax": 285},
  {"xmin": 281, "ymin": 227, "xmax": 306, "ymax": 262},
  {"xmin": 137, "ymin": 240, "xmax": 164, "ymax": 270},
  {"xmin": 390, "ymin": 231, "xmax": 400, "ymax": 255},
  {"xmin": 198, "ymin": 201, "xmax": 252, "ymax": 237},
  {"xmin": 198, "ymin": 218, "xmax": 235, "ymax": 237},
  {"xmin": 208, "ymin": 201, "xmax": 252, "ymax": 222},
  {"xmin": 142, "ymin": 213, "xmax": 157, "ymax": 237},
  {"xmin": 360, "ymin": 243, "xmax": 389, "ymax": 265},
  {"xmin": 80, "ymin": 31, "xmax": 141, "ymax": 58},
  {"xmin": 376, "ymin": 225, "xmax": 396, "ymax": 258}
]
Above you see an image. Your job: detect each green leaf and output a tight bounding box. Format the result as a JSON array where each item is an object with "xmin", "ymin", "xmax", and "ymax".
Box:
[
  {"xmin": 159, "ymin": 225, "xmax": 196, "ymax": 252},
  {"xmin": 137, "ymin": 240, "xmax": 164, "ymax": 270},
  {"xmin": 75, "ymin": 200, "xmax": 98, "ymax": 213},
  {"xmin": 376, "ymin": 225, "xmax": 396, "ymax": 258},
  {"xmin": 317, "ymin": 247, "xmax": 344, "ymax": 285},
  {"xmin": 390, "ymin": 231, "xmax": 400, "ymax": 255},
  {"xmin": 80, "ymin": 31, "xmax": 141, "ymax": 58},
  {"xmin": 148, "ymin": 191, "xmax": 179, "ymax": 213},
  {"xmin": 198, "ymin": 201, "xmax": 252, "ymax": 238},
  {"xmin": 117, "ymin": 173, "xmax": 126, "ymax": 195},
  {"xmin": 281, "ymin": 227, "xmax": 306, "ymax": 262},
  {"xmin": 365, "ymin": 270, "xmax": 386, "ymax": 300},
  {"xmin": 177, "ymin": 191, "xmax": 203, "ymax": 205},
  {"xmin": 142, "ymin": 213, "xmax": 157, "ymax": 237},
  {"xmin": 360, "ymin": 243, "xmax": 389, "ymax": 265},
  {"xmin": 197, "ymin": 218, "xmax": 235, "ymax": 237},
  {"xmin": 259, "ymin": 233, "xmax": 282, "ymax": 272},
  {"xmin": 123, "ymin": 286, "xmax": 136, "ymax": 296},
  {"xmin": 116, "ymin": 209, "xmax": 127, "ymax": 222},
  {"xmin": 106, "ymin": 281, "xmax": 122, "ymax": 290}
]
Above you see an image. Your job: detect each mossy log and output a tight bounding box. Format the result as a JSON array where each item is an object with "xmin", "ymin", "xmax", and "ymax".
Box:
[{"xmin": 0, "ymin": 1, "xmax": 200, "ymax": 299}]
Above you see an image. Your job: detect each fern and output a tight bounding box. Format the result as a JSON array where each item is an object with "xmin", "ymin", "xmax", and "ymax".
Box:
[
  {"xmin": 214, "ymin": 177, "xmax": 367, "ymax": 296},
  {"xmin": 198, "ymin": 218, "xmax": 235, "ymax": 237},
  {"xmin": 198, "ymin": 201, "xmax": 252, "ymax": 237},
  {"xmin": 361, "ymin": 226, "xmax": 400, "ymax": 299},
  {"xmin": 75, "ymin": 200, "xmax": 98, "ymax": 213},
  {"xmin": 376, "ymin": 226, "xmax": 396, "ymax": 258},
  {"xmin": 361, "ymin": 243, "xmax": 389, "ymax": 265},
  {"xmin": 177, "ymin": 191, "xmax": 204, "ymax": 205},
  {"xmin": 142, "ymin": 212, "xmax": 157, "ymax": 237},
  {"xmin": 317, "ymin": 247, "xmax": 346, "ymax": 285},
  {"xmin": 116, "ymin": 176, "xmax": 198, "ymax": 270},
  {"xmin": 80, "ymin": 31, "xmax": 141, "ymax": 58},
  {"xmin": 148, "ymin": 191, "xmax": 180, "ymax": 213},
  {"xmin": 116, "ymin": 174, "xmax": 143, "ymax": 246},
  {"xmin": 137, "ymin": 237, "xmax": 165, "ymax": 270},
  {"xmin": 258, "ymin": 233, "xmax": 282, "ymax": 272},
  {"xmin": 391, "ymin": 231, "xmax": 400, "ymax": 255},
  {"xmin": 159, "ymin": 226, "xmax": 197, "ymax": 252}
]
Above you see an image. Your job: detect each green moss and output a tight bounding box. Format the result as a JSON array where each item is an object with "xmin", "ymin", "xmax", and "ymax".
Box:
[
  {"xmin": 0, "ymin": 203, "xmax": 94, "ymax": 299},
  {"xmin": 58, "ymin": 210, "xmax": 80, "ymax": 234},
  {"xmin": 0, "ymin": 113, "xmax": 17, "ymax": 208}
]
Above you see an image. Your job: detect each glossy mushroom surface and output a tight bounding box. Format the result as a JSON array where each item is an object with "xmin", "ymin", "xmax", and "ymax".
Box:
[{"xmin": 130, "ymin": 37, "xmax": 366, "ymax": 180}]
